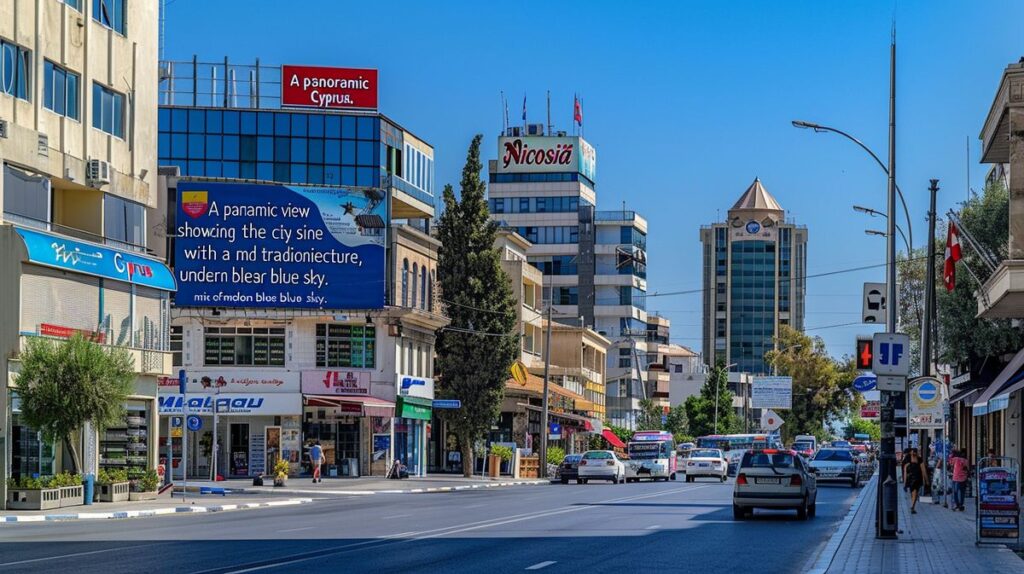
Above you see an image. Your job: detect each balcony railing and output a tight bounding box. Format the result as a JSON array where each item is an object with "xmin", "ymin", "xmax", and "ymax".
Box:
[{"xmin": 4, "ymin": 212, "xmax": 149, "ymax": 253}]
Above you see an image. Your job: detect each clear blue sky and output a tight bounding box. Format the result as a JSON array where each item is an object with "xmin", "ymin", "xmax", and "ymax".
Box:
[{"xmin": 163, "ymin": 0, "xmax": 1024, "ymax": 359}]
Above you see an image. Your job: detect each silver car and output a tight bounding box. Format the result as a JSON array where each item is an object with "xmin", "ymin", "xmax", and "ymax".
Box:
[
  {"xmin": 733, "ymin": 449, "xmax": 818, "ymax": 520},
  {"xmin": 807, "ymin": 448, "xmax": 871, "ymax": 487}
]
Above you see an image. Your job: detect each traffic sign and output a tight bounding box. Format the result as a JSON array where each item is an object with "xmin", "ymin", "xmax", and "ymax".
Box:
[
  {"xmin": 853, "ymin": 374, "xmax": 877, "ymax": 392},
  {"xmin": 761, "ymin": 409, "xmax": 784, "ymax": 431},
  {"xmin": 872, "ymin": 333, "xmax": 910, "ymax": 376},
  {"xmin": 862, "ymin": 282, "xmax": 886, "ymax": 324},
  {"xmin": 855, "ymin": 337, "xmax": 874, "ymax": 370},
  {"xmin": 432, "ymin": 399, "xmax": 462, "ymax": 409},
  {"xmin": 549, "ymin": 422, "xmax": 562, "ymax": 440},
  {"xmin": 186, "ymin": 415, "xmax": 203, "ymax": 432},
  {"xmin": 171, "ymin": 416, "xmax": 183, "ymax": 428}
]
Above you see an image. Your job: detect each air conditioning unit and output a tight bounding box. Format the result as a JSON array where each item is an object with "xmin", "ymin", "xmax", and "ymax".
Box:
[
  {"xmin": 0, "ymin": 119, "xmax": 8, "ymax": 138},
  {"xmin": 87, "ymin": 159, "xmax": 111, "ymax": 186},
  {"xmin": 526, "ymin": 123, "xmax": 545, "ymax": 136},
  {"xmin": 507, "ymin": 126, "xmax": 523, "ymax": 137}
]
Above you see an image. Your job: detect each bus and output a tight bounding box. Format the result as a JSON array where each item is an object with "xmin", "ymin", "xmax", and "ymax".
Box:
[
  {"xmin": 626, "ymin": 430, "xmax": 677, "ymax": 482},
  {"xmin": 695, "ymin": 434, "xmax": 782, "ymax": 476}
]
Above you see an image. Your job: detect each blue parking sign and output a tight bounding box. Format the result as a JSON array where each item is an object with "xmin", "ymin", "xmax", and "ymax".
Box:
[{"xmin": 187, "ymin": 415, "xmax": 203, "ymax": 432}]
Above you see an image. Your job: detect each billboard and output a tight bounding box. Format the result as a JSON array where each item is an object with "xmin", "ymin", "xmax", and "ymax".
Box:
[
  {"xmin": 752, "ymin": 376, "xmax": 793, "ymax": 409},
  {"xmin": 281, "ymin": 65, "xmax": 378, "ymax": 110},
  {"xmin": 496, "ymin": 136, "xmax": 596, "ymax": 181},
  {"xmin": 174, "ymin": 182, "xmax": 386, "ymax": 309},
  {"xmin": 909, "ymin": 377, "xmax": 947, "ymax": 429}
]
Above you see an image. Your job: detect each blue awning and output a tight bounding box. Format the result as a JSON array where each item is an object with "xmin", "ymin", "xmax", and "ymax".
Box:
[
  {"xmin": 16, "ymin": 227, "xmax": 176, "ymax": 291},
  {"xmin": 972, "ymin": 346, "xmax": 1024, "ymax": 416}
]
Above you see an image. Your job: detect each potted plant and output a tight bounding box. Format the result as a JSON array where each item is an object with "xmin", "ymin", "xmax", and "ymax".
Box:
[
  {"xmin": 489, "ymin": 445, "xmax": 513, "ymax": 478},
  {"xmin": 49, "ymin": 472, "xmax": 85, "ymax": 508},
  {"xmin": 96, "ymin": 468, "xmax": 131, "ymax": 502},
  {"xmin": 273, "ymin": 459, "xmax": 290, "ymax": 487},
  {"xmin": 129, "ymin": 469, "xmax": 160, "ymax": 501},
  {"xmin": 5, "ymin": 476, "xmax": 61, "ymax": 510}
]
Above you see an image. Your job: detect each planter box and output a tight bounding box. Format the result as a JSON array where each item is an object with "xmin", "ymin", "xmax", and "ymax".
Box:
[
  {"xmin": 97, "ymin": 482, "xmax": 130, "ymax": 503},
  {"xmin": 129, "ymin": 490, "xmax": 158, "ymax": 501},
  {"xmin": 58, "ymin": 485, "xmax": 84, "ymax": 507},
  {"xmin": 7, "ymin": 488, "xmax": 61, "ymax": 510}
]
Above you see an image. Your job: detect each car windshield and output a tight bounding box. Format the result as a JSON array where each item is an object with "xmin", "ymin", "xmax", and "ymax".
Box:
[
  {"xmin": 583, "ymin": 451, "xmax": 612, "ymax": 459},
  {"xmin": 690, "ymin": 450, "xmax": 721, "ymax": 458},
  {"xmin": 832, "ymin": 441, "xmax": 851, "ymax": 448},
  {"xmin": 563, "ymin": 455, "xmax": 582, "ymax": 464},
  {"xmin": 793, "ymin": 442, "xmax": 813, "ymax": 450},
  {"xmin": 814, "ymin": 449, "xmax": 853, "ymax": 462},
  {"xmin": 741, "ymin": 452, "xmax": 796, "ymax": 468}
]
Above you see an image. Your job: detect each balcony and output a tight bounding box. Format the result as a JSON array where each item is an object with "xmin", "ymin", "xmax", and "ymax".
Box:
[{"xmin": 18, "ymin": 334, "xmax": 174, "ymax": 376}]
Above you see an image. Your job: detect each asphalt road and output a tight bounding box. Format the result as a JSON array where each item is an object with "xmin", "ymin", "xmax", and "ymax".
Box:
[{"xmin": 0, "ymin": 477, "xmax": 860, "ymax": 574}]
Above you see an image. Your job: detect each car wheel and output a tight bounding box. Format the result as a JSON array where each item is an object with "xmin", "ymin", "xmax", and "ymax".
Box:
[
  {"xmin": 670, "ymin": 472, "xmax": 677, "ymax": 481},
  {"xmin": 733, "ymin": 504, "xmax": 745, "ymax": 520},
  {"xmin": 721, "ymin": 474, "xmax": 727, "ymax": 482},
  {"xmin": 797, "ymin": 498, "xmax": 808, "ymax": 520},
  {"xmin": 809, "ymin": 500, "xmax": 817, "ymax": 518},
  {"xmin": 851, "ymin": 476, "xmax": 859, "ymax": 488},
  {"xmin": 576, "ymin": 479, "xmax": 583, "ymax": 484},
  {"xmin": 560, "ymin": 478, "xmax": 569, "ymax": 484},
  {"xmin": 685, "ymin": 476, "xmax": 692, "ymax": 483},
  {"xmin": 582, "ymin": 479, "xmax": 588, "ymax": 484}
]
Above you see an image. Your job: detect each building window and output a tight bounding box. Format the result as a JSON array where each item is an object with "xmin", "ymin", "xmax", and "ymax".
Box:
[
  {"xmin": 63, "ymin": 0, "xmax": 82, "ymax": 10},
  {"xmin": 204, "ymin": 327, "xmax": 285, "ymax": 366},
  {"xmin": 170, "ymin": 325, "xmax": 183, "ymax": 367},
  {"xmin": 1, "ymin": 40, "xmax": 31, "ymax": 101},
  {"xmin": 419, "ymin": 266, "xmax": 427, "ymax": 310},
  {"xmin": 428, "ymin": 270, "xmax": 435, "ymax": 312},
  {"xmin": 92, "ymin": 83, "xmax": 125, "ymax": 137},
  {"xmin": 411, "ymin": 263, "xmax": 418, "ymax": 309},
  {"xmin": 401, "ymin": 258, "xmax": 409, "ymax": 307},
  {"xmin": 92, "ymin": 0, "xmax": 126, "ymax": 35},
  {"xmin": 315, "ymin": 324, "xmax": 376, "ymax": 368},
  {"xmin": 43, "ymin": 61, "xmax": 79, "ymax": 119},
  {"xmin": 104, "ymin": 194, "xmax": 145, "ymax": 247}
]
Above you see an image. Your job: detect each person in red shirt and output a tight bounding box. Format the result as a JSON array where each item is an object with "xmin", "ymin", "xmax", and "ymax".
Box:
[{"xmin": 949, "ymin": 449, "xmax": 970, "ymax": 511}]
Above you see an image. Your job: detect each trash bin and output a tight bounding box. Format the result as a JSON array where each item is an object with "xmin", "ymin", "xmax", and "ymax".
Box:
[
  {"xmin": 347, "ymin": 458, "xmax": 359, "ymax": 478},
  {"xmin": 83, "ymin": 473, "xmax": 95, "ymax": 505}
]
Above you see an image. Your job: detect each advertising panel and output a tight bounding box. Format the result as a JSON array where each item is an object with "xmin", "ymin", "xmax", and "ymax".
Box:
[
  {"xmin": 861, "ymin": 400, "xmax": 880, "ymax": 419},
  {"xmin": 281, "ymin": 65, "xmax": 378, "ymax": 110},
  {"xmin": 909, "ymin": 377, "xmax": 947, "ymax": 429},
  {"xmin": 729, "ymin": 218, "xmax": 778, "ymax": 242},
  {"xmin": 301, "ymin": 369, "xmax": 372, "ymax": 395},
  {"xmin": 157, "ymin": 394, "xmax": 301, "ymax": 416},
  {"xmin": 397, "ymin": 374, "xmax": 435, "ymax": 400},
  {"xmin": 496, "ymin": 136, "xmax": 596, "ymax": 180},
  {"xmin": 977, "ymin": 461, "xmax": 1020, "ymax": 542},
  {"xmin": 752, "ymin": 376, "xmax": 793, "ymax": 409},
  {"xmin": 174, "ymin": 182, "xmax": 386, "ymax": 309},
  {"xmin": 158, "ymin": 370, "xmax": 300, "ymax": 394}
]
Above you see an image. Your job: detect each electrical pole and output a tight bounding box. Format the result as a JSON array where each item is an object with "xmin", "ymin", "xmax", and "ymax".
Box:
[
  {"xmin": 921, "ymin": 180, "xmax": 939, "ymax": 377},
  {"xmin": 877, "ymin": 31, "xmax": 899, "ymax": 540},
  {"xmin": 540, "ymin": 280, "xmax": 552, "ymax": 478}
]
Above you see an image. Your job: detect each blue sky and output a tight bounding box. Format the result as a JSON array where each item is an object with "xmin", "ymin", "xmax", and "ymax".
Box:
[{"xmin": 164, "ymin": 0, "xmax": 1024, "ymax": 358}]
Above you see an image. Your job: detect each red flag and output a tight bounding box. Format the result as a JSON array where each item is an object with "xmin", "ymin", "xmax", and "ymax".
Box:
[
  {"xmin": 944, "ymin": 221, "xmax": 963, "ymax": 291},
  {"xmin": 574, "ymin": 95, "xmax": 583, "ymax": 126}
]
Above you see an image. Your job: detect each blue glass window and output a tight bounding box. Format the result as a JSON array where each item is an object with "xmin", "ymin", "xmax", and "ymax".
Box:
[
  {"xmin": 324, "ymin": 165, "xmax": 340, "ymax": 185},
  {"xmin": 274, "ymin": 137, "xmax": 290, "ymax": 161},
  {"xmin": 274, "ymin": 113, "xmax": 290, "ymax": 136},
  {"xmin": 92, "ymin": 0, "xmax": 125, "ymax": 34},
  {"xmin": 357, "ymin": 167, "xmax": 374, "ymax": 187},
  {"xmin": 274, "ymin": 163, "xmax": 289, "ymax": 182},
  {"xmin": 341, "ymin": 140, "xmax": 356, "ymax": 165},
  {"xmin": 44, "ymin": 60, "xmax": 79, "ymax": 119},
  {"xmin": 341, "ymin": 167, "xmax": 356, "ymax": 186},
  {"xmin": 171, "ymin": 133, "xmax": 187, "ymax": 158},
  {"xmin": 223, "ymin": 135, "xmax": 240, "ymax": 160},
  {"xmin": 240, "ymin": 162, "xmax": 256, "ymax": 179},
  {"xmin": 357, "ymin": 116, "xmax": 376, "ymax": 140},
  {"xmin": 240, "ymin": 111, "xmax": 257, "ymax": 135},
  {"xmin": 158, "ymin": 107, "xmax": 171, "ymax": 130},
  {"xmin": 158, "ymin": 132, "xmax": 170, "ymax": 158},
  {"xmin": 324, "ymin": 115, "xmax": 340, "ymax": 138},
  {"xmin": 222, "ymin": 161, "xmax": 239, "ymax": 179},
  {"xmin": 205, "ymin": 161, "xmax": 222, "ymax": 177},
  {"xmin": 309, "ymin": 114, "xmax": 326, "ymax": 137},
  {"xmin": 291, "ymin": 164, "xmax": 307, "ymax": 182},
  {"xmin": 257, "ymin": 136, "xmax": 273, "ymax": 161},
  {"xmin": 341, "ymin": 116, "xmax": 356, "ymax": 139},
  {"xmin": 188, "ymin": 160, "xmax": 204, "ymax": 175},
  {"xmin": 324, "ymin": 139, "xmax": 341, "ymax": 163},
  {"xmin": 357, "ymin": 141, "xmax": 374, "ymax": 166},
  {"xmin": 206, "ymin": 110, "xmax": 223, "ymax": 133},
  {"xmin": 205, "ymin": 135, "xmax": 222, "ymax": 159},
  {"xmin": 92, "ymin": 82, "xmax": 124, "ymax": 137},
  {"xmin": 290, "ymin": 114, "xmax": 307, "ymax": 137},
  {"xmin": 239, "ymin": 136, "xmax": 257, "ymax": 161},
  {"xmin": 308, "ymin": 165, "xmax": 324, "ymax": 184},
  {"xmin": 257, "ymin": 162, "xmax": 272, "ymax": 181},
  {"xmin": 291, "ymin": 138, "xmax": 307, "ymax": 163},
  {"xmin": 257, "ymin": 112, "xmax": 274, "ymax": 135},
  {"xmin": 188, "ymin": 133, "xmax": 204, "ymax": 156},
  {"xmin": 188, "ymin": 109, "xmax": 205, "ymax": 132},
  {"xmin": 309, "ymin": 139, "xmax": 324, "ymax": 164},
  {"xmin": 223, "ymin": 110, "xmax": 240, "ymax": 134}
]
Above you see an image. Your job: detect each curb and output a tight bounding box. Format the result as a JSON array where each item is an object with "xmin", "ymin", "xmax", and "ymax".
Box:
[
  {"xmin": 1, "ymin": 498, "xmax": 313, "ymax": 523},
  {"xmin": 803, "ymin": 475, "xmax": 877, "ymax": 574},
  {"xmin": 215, "ymin": 479, "xmax": 549, "ymax": 497}
]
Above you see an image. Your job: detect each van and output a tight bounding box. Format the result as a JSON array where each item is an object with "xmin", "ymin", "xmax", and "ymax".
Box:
[{"xmin": 794, "ymin": 435, "xmax": 818, "ymax": 453}]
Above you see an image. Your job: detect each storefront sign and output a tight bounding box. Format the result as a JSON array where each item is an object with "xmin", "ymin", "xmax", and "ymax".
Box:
[
  {"xmin": 397, "ymin": 374, "xmax": 435, "ymax": 400},
  {"xmin": 15, "ymin": 227, "xmax": 176, "ymax": 291},
  {"xmin": 752, "ymin": 376, "xmax": 793, "ymax": 409},
  {"xmin": 157, "ymin": 393, "xmax": 301, "ymax": 416},
  {"xmin": 909, "ymin": 377, "xmax": 947, "ymax": 429},
  {"xmin": 38, "ymin": 323, "xmax": 106, "ymax": 343},
  {"xmin": 495, "ymin": 136, "xmax": 596, "ymax": 181},
  {"xmin": 861, "ymin": 400, "xmax": 880, "ymax": 419},
  {"xmin": 397, "ymin": 396, "xmax": 432, "ymax": 421},
  {"xmin": 302, "ymin": 370, "xmax": 371, "ymax": 395},
  {"xmin": 977, "ymin": 463, "xmax": 1020, "ymax": 541},
  {"xmin": 281, "ymin": 65, "xmax": 378, "ymax": 110},
  {"xmin": 159, "ymin": 370, "xmax": 300, "ymax": 394},
  {"xmin": 174, "ymin": 182, "xmax": 386, "ymax": 309}
]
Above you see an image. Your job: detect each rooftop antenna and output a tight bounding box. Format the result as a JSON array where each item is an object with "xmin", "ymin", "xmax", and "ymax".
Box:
[
  {"xmin": 966, "ymin": 135, "xmax": 970, "ymax": 202},
  {"xmin": 500, "ymin": 90, "xmax": 507, "ymax": 134},
  {"xmin": 547, "ymin": 90, "xmax": 552, "ymax": 136}
]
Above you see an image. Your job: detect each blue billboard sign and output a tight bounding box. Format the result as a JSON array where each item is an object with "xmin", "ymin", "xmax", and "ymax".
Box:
[
  {"xmin": 15, "ymin": 227, "xmax": 175, "ymax": 291},
  {"xmin": 174, "ymin": 182, "xmax": 386, "ymax": 309},
  {"xmin": 853, "ymin": 374, "xmax": 877, "ymax": 392}
]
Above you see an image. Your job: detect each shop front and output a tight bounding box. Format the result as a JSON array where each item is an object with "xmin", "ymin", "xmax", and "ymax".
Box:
[
  {"xmin": 395, "ymin": 374, "xmax": 433, "ymax": 477},
  {"xmin": 301, "ymin": 369, "xmax": 395, "ymax": 478},
  {"xmin": 157, "ymin": 375, "xmax": 302, "ymax": 480}
]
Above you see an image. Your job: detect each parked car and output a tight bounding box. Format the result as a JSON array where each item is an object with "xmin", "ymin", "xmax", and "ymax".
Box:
[
  {"xmin": 791, "ymin": 441, "xmax": 815, "ymax": 459},
  {"xmin": 577, "ymin": 450, "xmax": 626, "ymax": 484},
  {"xmin": 556, "ymin": 454, "xmax": 583, "ymax": 484},
  {"xmin": 733, "ymin": 449, "xmax": 818, "ymax": 520},
  {"xmin": 807, "ymin": 448, "xmax": 871, "ymax": 487},
  {"xmin": 684, "ymin": 448, "xmax": 729, "ymax": 482}
]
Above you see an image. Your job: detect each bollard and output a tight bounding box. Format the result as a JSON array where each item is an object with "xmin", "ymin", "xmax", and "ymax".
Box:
[{"xmin": 83, "ymin": 473, "xmax": 95, "ymax": 505}]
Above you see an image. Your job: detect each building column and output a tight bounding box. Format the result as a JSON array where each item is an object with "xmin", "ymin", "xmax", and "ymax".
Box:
[{"xmin": 1009, "ymin": 107, "xmax": 1024, "ymax": 259}]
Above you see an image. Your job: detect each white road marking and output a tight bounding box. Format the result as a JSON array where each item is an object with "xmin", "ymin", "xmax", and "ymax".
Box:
[
  {"xmin": 526, "ymin": 561, "xmax": 557, "ymax": 570},
  {"xmin": 0, "ymin": 543, "xmax": 165, "ymax": 567},
  {"xmin": 278, "ymin": 526, "xmax": 315, "ymax": 533},
  {"xmin": 645, "ymin": 524, "xmax": 662, "ymax": 530},
  {"xmin": 382, "ymin": 513, "xmax": 412, "ymax": 519}
]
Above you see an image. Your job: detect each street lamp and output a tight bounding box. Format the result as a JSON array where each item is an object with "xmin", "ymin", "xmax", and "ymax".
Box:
[
  {"xmin": 792, "ymin": 120, "xmax": 913, "ymax": 253},
  {"xmin": 854, "ymin": 205, "xmax": 911, "ymax": 253},
  {"xmin": 865, "ymin": 228, "xmax": 910, "ymax": 254},
  {"xmin": 715, "ymin": 362, "xmax": 738, "ymax": 434}
]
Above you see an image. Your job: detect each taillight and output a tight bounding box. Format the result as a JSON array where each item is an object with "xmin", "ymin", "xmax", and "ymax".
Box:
[
  {"xmin": 790, "ymin": 474, "xmax": 802, "ymax": 486},
  {"xmin": 579, "ymin": 460, "xmax": 587, "ymax": 466},
  {"xmin": 737, "ymin": 473, "xmax": 747, "ymax": 485}
]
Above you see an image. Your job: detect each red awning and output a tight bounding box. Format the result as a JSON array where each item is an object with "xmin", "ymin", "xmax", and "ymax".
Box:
[
  {"xmin": 602, "ymin": 428, "xmax": 626, "ymax": 448},
  {"xmin": 304, "ymin": 395, "xmax": 395, "ymax": 418}
]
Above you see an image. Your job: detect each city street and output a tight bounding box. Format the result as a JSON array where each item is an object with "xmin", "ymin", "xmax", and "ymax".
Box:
[{"xmin": 0, "ymin": 479, "xmax": 859, "ymax": 573}]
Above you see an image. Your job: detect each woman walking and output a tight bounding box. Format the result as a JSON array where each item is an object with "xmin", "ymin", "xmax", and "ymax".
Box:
[
  {"xmin": 949, "ymin": 449, "xmax": 970, "ymax": 511},
  {"xmin": 906, "ymin": 448, "xmax": 929, "ymax": 514}
]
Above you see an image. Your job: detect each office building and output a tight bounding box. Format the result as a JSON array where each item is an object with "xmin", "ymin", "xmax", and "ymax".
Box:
[
  {"xmin": 0, "ymin": 0, "xmax": 169, "ymax": 509},
  {"xmin": 700, "ymin": 178, "xmax": 807, "ymax": 375}
]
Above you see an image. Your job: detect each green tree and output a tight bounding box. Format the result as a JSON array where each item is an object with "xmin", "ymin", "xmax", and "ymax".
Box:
[
  {"xmin": 765, "ymin": 326, "xmax": 859, "ymax": 444},
  {"xmin": 844, "ymin": 417, "xmax": 881, "ymax": 442},
  {"xmin": 636, "ymin": 398, "xmax": 663, "ymax": 431},
  {"xmin": 435, "ymin": 135, "xmax": 519, "ymax": 477},
  {"xmin": 664, "ymin": 403, "xmax": 689, "ymax": 440},
  {"xmin": 897, "ymin": 247, "xmax": 928, "ymax": 375},
  {"xmin": 684, "ymin": 361, "xmax": 736, "ymax": 437},
  {"xmin": 15, "ymin": 334, "xmax": 134, "ymax": 474}
]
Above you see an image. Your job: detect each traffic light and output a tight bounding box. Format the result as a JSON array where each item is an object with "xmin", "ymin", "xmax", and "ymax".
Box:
[{"xmin": 855, "ymin": 337, "xmax": 873, "ymax": 370}]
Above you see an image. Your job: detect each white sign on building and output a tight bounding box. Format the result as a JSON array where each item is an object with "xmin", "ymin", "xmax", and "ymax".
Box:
[{"xmin": 752, "ymin": 376, "xmax": 793, "ymax": 409}]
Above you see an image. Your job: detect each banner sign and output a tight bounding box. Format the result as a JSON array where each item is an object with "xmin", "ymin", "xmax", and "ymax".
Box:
[
  {"xmin": 752, "ymin": 376, "xmax": 793, "ymax": 409},
  {"xmin": 861, "ymin": 400, "xmax": 880, "ymax": 419},
  {"xmin": 977, "ymin": 461, "xmax": 1020, "ymax": 542},
  {"xmin": 16, "ymin": 227, "xmax": 175, "ymax": 291},
  {"xmin": 157, "ymin": 393, "xmax": 301, "ymax": 416},
  {"xmin": 174, "ymin": 182, "xmax": 386, "ymax": 309},
  {"xmin": 909, "ymin": 377, "xmax": 947, "ymax": 429},
  {"xmin": 495, "ymin": 136, "xmax": 596, "ymax": 181},
  {"xmin": 397, "ymin": 374, "xmax": 435, "ymax": 400},
  {"xmin": 281, "ymin": 65, "xmax": 378, "ymax": 110},
  {"xmin": 158, "ymin": 370, "xmax": 299, "ymax": 394},
  {"xmin": 301, "ymin": 370, "xmax": 371, "ymax": 395}
]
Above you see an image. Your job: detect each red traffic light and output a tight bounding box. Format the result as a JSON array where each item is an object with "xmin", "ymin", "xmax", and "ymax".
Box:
[{"xmin": 855, "ymin": 338, "xmax": 873, "ymax": 370}]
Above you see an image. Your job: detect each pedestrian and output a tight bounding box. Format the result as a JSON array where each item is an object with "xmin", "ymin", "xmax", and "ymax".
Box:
[
  {"xmin": 950, "ymin": 449, "xmax": 970, "ymax": 512},
  {"xmin": 982, "ymin": 448, "xmax": 1000, "ymax": 469},
  {"xmin": 906, "ymin": 448, "xmax": 928, "ymax": 514},
  {"xmin": 310, "ymin": 441, "xmax": 324, "ymax": 483},
  {"xmin": 900, "ymin": 449, "xmax": 912, "ymax": 492}
]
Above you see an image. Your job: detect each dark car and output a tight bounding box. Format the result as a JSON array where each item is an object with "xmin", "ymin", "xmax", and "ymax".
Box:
[{"xmin": 556, "ymin": 454, "xmax": 583, "ymax": 484}]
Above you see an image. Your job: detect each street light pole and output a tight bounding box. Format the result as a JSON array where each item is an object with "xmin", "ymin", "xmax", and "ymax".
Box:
[{"xmin": 540, "ymin": 279, "xmax": 552, "ymax": 479}]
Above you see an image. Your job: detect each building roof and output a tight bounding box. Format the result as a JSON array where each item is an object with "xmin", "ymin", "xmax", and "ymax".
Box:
[{"xmin": 731, "ymin": 178, "xmax": 783, "ymax": 212}]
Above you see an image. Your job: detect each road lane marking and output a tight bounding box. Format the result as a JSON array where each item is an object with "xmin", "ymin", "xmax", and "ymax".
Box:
[
  {"xmin": 645, "ymin": 524, "xmax": 662, "ymax": 530},
  {"xmin": 382, "ymin": 514, "xmax": 412, "ymax": 519},
  {"xmin": 525, "ymin": 561, "xmax": 557, "ymax": 570},
  {"xmin": 278, "ymin": 526, "xmax": 315, "ymax": 533},
  {"xmin": 0, "ymin": 543, "xmax": 165, "ymax": 567}
]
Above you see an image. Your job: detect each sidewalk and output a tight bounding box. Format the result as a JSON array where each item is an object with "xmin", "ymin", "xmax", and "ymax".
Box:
[
  {"xmin": 812, "ymin": 477, "xmax": 1023, "ymax": 574},
  {"xmin": 1, "ymin": 494, "xmax": 312, "ymax": 523},
  {"xmin": 175, "ymin": 474, "xmax": 550, "ymax": 497}
]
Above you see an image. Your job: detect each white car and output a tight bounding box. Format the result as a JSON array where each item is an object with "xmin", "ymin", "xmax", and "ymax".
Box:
[
  {"xmin": 577, "ymin": 450, "xmax": 626, "ymax": 484},
  {"xmin": 733, "ymin": 449, "xmax": 818, "ymax": 520},
  {"xmin": 684, "ymin": 448, "xmax": 729, "ymax": 482}
]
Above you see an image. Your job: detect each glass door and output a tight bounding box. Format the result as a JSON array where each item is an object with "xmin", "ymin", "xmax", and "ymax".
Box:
[{"xmin": 229, "ymin": 423, "xmax": 250, "ymax": 476}]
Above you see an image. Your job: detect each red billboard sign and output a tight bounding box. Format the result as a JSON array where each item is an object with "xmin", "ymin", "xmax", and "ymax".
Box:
[{"xmin": 281, "ymin": 65, "xmax": 378, "ymax": 110}]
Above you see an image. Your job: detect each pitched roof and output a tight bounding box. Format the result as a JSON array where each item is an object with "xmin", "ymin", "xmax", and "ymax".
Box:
[{"xmin": 731, "ymin": 178, "xmax": 783, "ymax": 212}]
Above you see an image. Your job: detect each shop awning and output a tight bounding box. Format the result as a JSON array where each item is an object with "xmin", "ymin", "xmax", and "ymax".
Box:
[
  {"xmin": 602, "ymin": 428, "xmax": 626, "ymax": 449},
  {"xmin": 949, "ymin": 388, "xmax": 981, "ymax": 406},
  {"xmin": 397, "ymin": 396, "xmax": 432, "ymax": 421},
  {"xmin": 519, "ymin": 404, "xmax": 595, "ymax": 429},
  {"xmin": 304, "ymin": 395, "xmax": 395, "ymax": 418},
  {"xmin": 972, "ymin": 346, "xmax": 1024, "ymax": 416}
]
